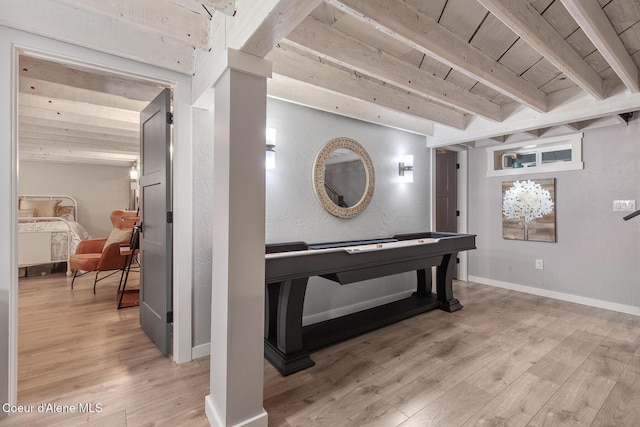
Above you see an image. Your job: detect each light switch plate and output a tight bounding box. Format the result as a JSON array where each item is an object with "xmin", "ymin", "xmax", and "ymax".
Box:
[{"xmin": 613, "ymin": 200, "xmax": 636, "ymax": 212}]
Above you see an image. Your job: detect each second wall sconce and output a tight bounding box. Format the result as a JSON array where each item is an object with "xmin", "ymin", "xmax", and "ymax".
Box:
[
  {"xmin": 129, "ymin": 160, "xmax": 139, "ymax": 181},
  {"xmin": 266, "ymin": 128, "xmax": 276, "ymax": 170},
  {"xmin": 398, "ymin": 155, "xmax": 414, "ymax": 183}
]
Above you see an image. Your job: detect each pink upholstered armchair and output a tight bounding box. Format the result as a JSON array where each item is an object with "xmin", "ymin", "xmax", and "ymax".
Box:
[{"xmin": 70, "ymin": 210, "xmax": 139, "ymax": 293}]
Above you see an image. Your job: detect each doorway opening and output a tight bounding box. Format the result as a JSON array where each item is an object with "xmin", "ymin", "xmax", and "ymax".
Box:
[
  {"xmin": 15, "ymin": 52, "xmax": 171, "ymax": 403},
  {"xmin": 434, "ymin": 147, "xmax": 469, "ymax": 281}
]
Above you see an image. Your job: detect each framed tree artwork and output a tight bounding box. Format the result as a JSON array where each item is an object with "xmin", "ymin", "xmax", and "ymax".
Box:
[{"xmin": 502, "ymin": 178, "xmax": 556, "ymax": 242}]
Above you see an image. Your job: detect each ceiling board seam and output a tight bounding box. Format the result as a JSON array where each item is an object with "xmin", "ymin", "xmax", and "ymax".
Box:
[
  {"xmin": 437, "ymin": 0, "xmax": 448, "ymax": 23},
  {"xmin": 468, "ymin": 11, "xmax": 491, "ymax": 43}
]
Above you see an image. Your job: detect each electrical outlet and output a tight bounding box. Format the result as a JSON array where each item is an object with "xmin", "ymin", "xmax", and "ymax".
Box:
[{"xmin": 535, "ymin": 259, "xmax": 544, "ymax": 270}]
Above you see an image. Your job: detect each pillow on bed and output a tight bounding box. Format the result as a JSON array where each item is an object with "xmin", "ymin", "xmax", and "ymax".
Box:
[
  {"xmin": 20, "ymin": 199, "xmax": 61, "ymax": 217},
  {"xmin": 103, "ymin": 227, "xmax": 133, "ymax": 252},
  {"xmin": 56, "ymin": 205, "xmax": 75, "ymax": 221},
  {"xmin": 18, "ymin": 208, "xmax": 36, "ymax": 218}
]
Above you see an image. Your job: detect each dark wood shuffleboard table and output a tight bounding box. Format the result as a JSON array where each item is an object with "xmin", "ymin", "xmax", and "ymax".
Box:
[{"xmin": 264, "ymin": 231, "xmax": 476, "ymax": 375}]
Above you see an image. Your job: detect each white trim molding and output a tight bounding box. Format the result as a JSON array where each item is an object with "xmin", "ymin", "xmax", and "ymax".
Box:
[
  {"xmin": 205, "ymin": 396, "xmax": 268, "ymax": 427},
  {"xmin": 192, "ymin": 343, "xmax": 211, "ymax": 359},
  {"xmin": 485, "ymin": 133, "xmax": 583, "ymax": 177},
  {"xmin": 469, "ymin": 275, "xmax": 640, "ymax": 316}
]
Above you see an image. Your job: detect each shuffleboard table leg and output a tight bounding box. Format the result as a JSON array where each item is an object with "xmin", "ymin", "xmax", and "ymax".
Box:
[
  {"xmin": 264, "ymin": 277, "xmax": 315, "ymax": 376},
  {"xmin": 436, "ymin": 252, "xmax": 463, "ymax": 312}
]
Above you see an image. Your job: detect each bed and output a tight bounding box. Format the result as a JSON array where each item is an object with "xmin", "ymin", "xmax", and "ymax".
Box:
[{"xmin": 18, "ymin": 195, "xmax": 91, "ymax": 276}]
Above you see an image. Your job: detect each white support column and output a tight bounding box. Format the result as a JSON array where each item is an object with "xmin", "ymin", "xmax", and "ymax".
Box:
[{"xmin": 205, "ymin": 49, "xmax": 271, "ymax": 427}]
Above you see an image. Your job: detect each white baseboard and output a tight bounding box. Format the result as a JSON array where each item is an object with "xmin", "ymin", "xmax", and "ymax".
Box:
[
  {"xmin": 468, "ymin": 275, "xmax": 640, "ymax": 316},
  {"xmin": 192, "ymin": 343, "xmax": 210, "ymax": 359},
  {"xmin": 302, "ymin": 289, "xmax": 415, "ymax": 326},
  {"xmin": 205, "ymin": 395, "xmax": 268, "ymax": 427}
]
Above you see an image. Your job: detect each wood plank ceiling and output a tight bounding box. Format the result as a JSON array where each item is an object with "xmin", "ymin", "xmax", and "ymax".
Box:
[
  {"xmin": 10, "ymin": 0, "xmax": 640, "ymax": 164},
  {"xmin": 18, "ymin": 56, "xmax": 163, "ymax": 165}
]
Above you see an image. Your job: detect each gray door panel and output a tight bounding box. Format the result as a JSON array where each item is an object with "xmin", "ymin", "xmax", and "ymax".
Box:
[{"xmin": 139, "ymin": 88, "xmax": 172, "ymax": 355}]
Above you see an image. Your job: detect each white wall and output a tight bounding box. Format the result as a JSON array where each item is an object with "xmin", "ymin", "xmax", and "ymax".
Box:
[
  {"xmin": 265, "ymin": 98, "xmax": 430, "ymax": 324},
  {"xmin": 0, "ymin": 25, "xmax": 15, "ymax": 421},
  {"xmin": 468, "ymin": 118, "xmax": 640, "ymax": 311},
  {"xmin": 19, "ymin": 161, "xmax": 130, "ymax": 237}
]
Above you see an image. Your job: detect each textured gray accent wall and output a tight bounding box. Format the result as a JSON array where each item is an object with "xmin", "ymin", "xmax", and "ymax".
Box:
[
  {"xmin": 468, "ymin": 118, "xmax": 640, "ymax": 306},
  {"xmin": 265, "ymin": 98, "xmax": 430, "ymax": 322},
  {"xmin": 192, "ymin": 98, "xmax": 430, "ymax": 345},
  {"xmin": 192, "ymin": 107, "xmax": 215, "ymax": 347}
]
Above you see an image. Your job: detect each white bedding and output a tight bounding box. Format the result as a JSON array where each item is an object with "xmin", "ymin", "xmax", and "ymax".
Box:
[{"xmin": 18, "ymin": 219, "xmax": 90, "ymax": 262}]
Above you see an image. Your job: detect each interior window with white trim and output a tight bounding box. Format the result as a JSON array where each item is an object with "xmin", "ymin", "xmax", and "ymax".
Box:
[{"xmin": 487, "ymin": 133, "xmax": 583, "ymax": 177}]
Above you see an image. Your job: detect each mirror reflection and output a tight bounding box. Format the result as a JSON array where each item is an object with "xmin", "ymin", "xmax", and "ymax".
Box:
[
  {"xmin": 324, "ymin": 148, "xmax": 366, "ymax": 208},
  {"xmin": 312, "ymin": 137, "xmax": 375, "ymax": 219}
]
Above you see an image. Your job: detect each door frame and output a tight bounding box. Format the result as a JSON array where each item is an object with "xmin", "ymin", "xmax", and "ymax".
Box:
[
  {"xmin": 430, "ymin": 147, "xmax": 469, "ymax": 280},
  {"xmin": 6, "ymin": 30, "xmax": 193, "ymax": 404}
]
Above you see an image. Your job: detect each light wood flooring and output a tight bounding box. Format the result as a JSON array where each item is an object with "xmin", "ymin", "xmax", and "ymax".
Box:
[
  {"xmin": 10, "ymin": 269, "xmax": 210, "ymax": 427},
  {"xmin": 7, "ymin": 272, "xmax": 640, "ymax": 426}
]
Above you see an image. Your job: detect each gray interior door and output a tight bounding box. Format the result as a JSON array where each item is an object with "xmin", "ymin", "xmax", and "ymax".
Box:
[
  {"xmin": 139, "ymin": 88, "xmax": 172, "ymax": 355},
  {"xmin": 436, "ymin": 150, "xmax": 458, "ymax": 233}
]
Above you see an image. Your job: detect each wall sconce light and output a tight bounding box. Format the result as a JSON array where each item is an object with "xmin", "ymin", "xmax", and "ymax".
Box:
[
  {"xmin": 266, "ymin": 128, "xmax": 276, "ymax": 170},
  {"xmin": 398, "ymin": 155, "xmax": 414, "ymax": 183},
  {"xmin": 129, "ymin": 161, "xmax": 140, "ymax": 211},
  {"xmin": 129, "ymin": 161, "xmax": 139, "ymax": 181}
]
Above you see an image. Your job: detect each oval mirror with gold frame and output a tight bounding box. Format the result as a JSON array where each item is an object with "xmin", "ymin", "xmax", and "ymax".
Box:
[{"xmin": 312, "ymin": 137, "xmax": 375, "ymax": 218}]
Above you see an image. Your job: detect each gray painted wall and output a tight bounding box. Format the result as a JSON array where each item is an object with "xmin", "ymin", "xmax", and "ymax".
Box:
[
  {"xmin": 191, "ymin": 98, "xmax": 430, "ymax": 346},
  {"xmin": 468, "ymin": 118, "xmax": 640, "ymax": 307},
  {"xmin": 19, "ymin": 161, "xmax": 131, "ymax": 237},
  {"xmin": 265, "ymin": 98, "xmax": 429, "ymax": 325},
  {"xmin": 192, "ymin": 107, "xmax": 215, "ymax": 347}
]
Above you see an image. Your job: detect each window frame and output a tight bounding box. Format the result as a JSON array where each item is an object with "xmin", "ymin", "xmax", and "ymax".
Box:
[{"xmin": 486, "ymin": 133, "xmax": 583, "ymax": 177}]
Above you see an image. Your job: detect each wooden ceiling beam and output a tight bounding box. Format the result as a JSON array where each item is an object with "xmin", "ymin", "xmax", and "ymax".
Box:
[
  {"xmin": 201, "ymin": 0, "xmax": 237, "ymax": 16},
  {"xmin": 232, "ymin": 0, "xmax": 323, "ymax": 57},
  {"xmin": 170, "ymin": 0, "xmax": 236, "ymax": 16},
  {"xmin": 19, "ymin": 131, "xmax": 138, "ymax": 150},
  {"xmin": 286, "ymin": 16, "xmax": 503, "ymax": 121},
  {"xmin": 428, "ymin": 86, "xmax": 640, "ymax": 147},
  {"xmin": 55, "ymin": 0, "xmax": 211, "ymax": 48},
  {"xmin": 19, "ymin": 116, "xmax": 139, "ymax": 139},
  {"xmin": 19, "ymin": 105, "xmax": 138, "ymax": 132},
  {"xmin": 168, "ymin": 0, "xmax": 210, "ymax": 16},
  {"xmin": 479, "ymin": 0, "xmax": 604, "ymax": 100},
  {"xmin": 19, "ymin": 149, "xmax": 138, "ymax": 166},
  {"xmin": 561, "ymin": 0, "xmax": 639, "ymax": 93},
  {"xmin": 561, "ymin": 121, "xmax": 581, "ymax": 131},
  {"xmin": 328, "ymin": 0, "xmax": 546, "ymax": 113},
  {"xmin": 19, "ymin": 56, "xmax": 163, "ymax": 103},
  {"xmin": 1, "ymin": 0, "xmax": 195, "ymax": 74},
  {"xmin": 19, "ymin": 78, "xmax": 149, "ymax": 112},
  {"xmin": 19, "ymin": 139, "xmax": 138, "ymax": 156},
  {"xmin": 20, "ymin": 94, "xmax": 139, "ymax": 124},
  {"xmin": 268, "ymin": 74, "xmax": 435, "ymax": 136},
  {"xmin": 267, "ymin": 44, "xmax": 466, "ymax": 129},
  {"xmin": 192, "ymin": 0, "xmax": 322, "ymax": 103}
]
